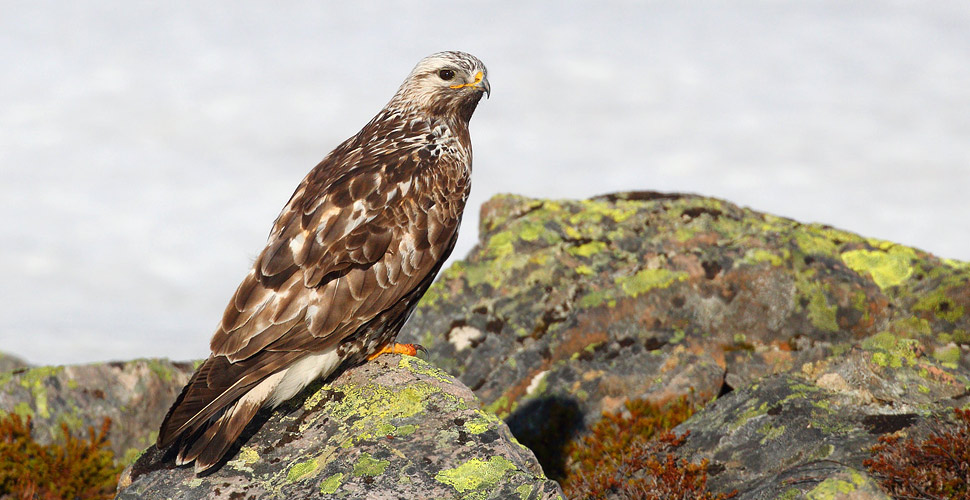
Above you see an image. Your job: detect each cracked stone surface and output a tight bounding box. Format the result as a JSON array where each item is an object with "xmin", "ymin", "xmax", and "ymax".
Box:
[
  {"xmin": 400, "ymin": 191, "xmax": 970, "ymax": 496},
  {"xmin": 115, "ymin": 355, "xmax": 563, "ymax": 500}
]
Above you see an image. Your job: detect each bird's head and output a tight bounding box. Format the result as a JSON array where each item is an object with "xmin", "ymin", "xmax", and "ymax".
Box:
[{"xmin": 391, "ymin": 51, "xmax": 489, "ymax": 121}]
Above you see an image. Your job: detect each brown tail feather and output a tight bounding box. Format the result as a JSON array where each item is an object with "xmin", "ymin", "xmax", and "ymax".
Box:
[
  {"xmin": 174, "ymin": 394, "xmax": 264, "ymax": 473},
  {"xmin": 157, "ymin": 352, "xmax": 299, "ymax": 451},
  {"xmin": 197, "ymin": 399, "xmax": 264, "ymax": 472}
]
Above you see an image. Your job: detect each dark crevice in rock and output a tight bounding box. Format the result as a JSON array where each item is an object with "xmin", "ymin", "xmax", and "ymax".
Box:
[
  {"xmin": 863, "ymin": 413, "xmax": 918, "ymax": 435},
  {"xmin": 592, "ymin": 191, "xmax": 686, "ymax": 203},
  {"xmin": 644, "ymin": 336, "xmax": 667, "ymax": 351},
  {"xmin": 681, "ymin": 207, "xmax": 724, "ymax": 221},
  {"xmin": 505, "ymin": 395, "xmax": 584, "ymax": 482},
  {"xmin": 702, "ymin": 260, "xmax": 722, "ymax": 280}
]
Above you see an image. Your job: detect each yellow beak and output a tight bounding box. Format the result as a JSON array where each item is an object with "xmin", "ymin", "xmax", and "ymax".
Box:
[{"xmin": 450, "ymin": 71, "xmax": 490, "ymax": 98}]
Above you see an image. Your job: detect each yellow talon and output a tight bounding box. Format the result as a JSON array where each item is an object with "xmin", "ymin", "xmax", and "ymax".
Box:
[{"xmin": 367, "ymin": 342, "xmax": 426, "ymax": 360}]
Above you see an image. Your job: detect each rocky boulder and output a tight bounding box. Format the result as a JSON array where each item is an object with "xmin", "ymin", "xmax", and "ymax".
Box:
[
  {"xmin": 116, "ymin": 355, "xmax": 563, "ymax": 499},
  {"xmin": 399, "ymin": 191, "xmax": 970, "ymax": 493},
  {"xmin": 0, "ymin": 358, "xmax": 196, "ymax": 463}
]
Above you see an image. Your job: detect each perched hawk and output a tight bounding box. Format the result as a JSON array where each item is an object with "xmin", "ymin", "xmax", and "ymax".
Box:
[{"xmin": 157, "ymin": 51, "xmax": 489, "ymax": 472}]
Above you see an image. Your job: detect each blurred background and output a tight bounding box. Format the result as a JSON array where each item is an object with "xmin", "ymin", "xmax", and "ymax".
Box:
[{"xmin": 1, "ymin": 1, "xmax": 968, "ymax": 365}]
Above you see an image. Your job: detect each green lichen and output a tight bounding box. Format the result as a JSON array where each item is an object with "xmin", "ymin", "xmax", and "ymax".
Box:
[
  {"xmin": 435, "ymin": 455, "xmax": 516, "ymax": 494},
  {"xmin": 806, "ymin": 477, "xmax": 855, "ymax": 499},
  {"xmin": 286, "ymin": 457, "xmax": 319, "ymax": 482},
  {"xmin": 932, "ymin": 344, "xmax": 961, "ymax": 368},
  {"xmin": 464, "ymin": 410, "xmax": 499, "ymax": 435},
  {"xmin": 570, "ymin": 199, "xmax": 638, "ymax": 225},
  {"xmin": 353, "ymin": 452, "xmax": 389, "ymax": 477},
  {"xmin": 913, "ymin": 288, "xmax": 965, "ymax": 323},
  {"xmin": 794, "ymin": 230, "xmax": 839, "ymax": 257},
  {"xmin": 319, "ymin": 472, "xmax": 344, "ymax": 495},
  {"xmin": 484, "ymin": 395, "xmax": 514, "ymax": 419},
  {"xmin": 801, "ymin": 280, "xmax": 839, "ymax": 333},
  {"xmin": 13, "ymin": 401, "xmax": 32, "ymax": 417},
  {"xmin": 485, "ymin": 230, "xmax": 517, "ymax": 258},
  {"xmin": 757, "ymin": 423, "xmax": 785, "ymax": 444},
  {"xmin": 516, "ymin": 483, "xmax": 533, "ymax": 499},
  {"xmin": 227, "ymin": 446, "xmax": 259, "ymax": 473},
  {"xmin": 862, "ymin": 332, "xmax": 919, "ymax": 368},
  {"xmin": 731, "ymin": 400, "xmax": 769, "ymax": 432},
  {"xmin": 742, "ymin": 248, "xmax": 784, "ymax": 267},
  {"xmin": 309, "ymin": 374, "xmax": 464, "ymax": 447},
  {"xmin": 806, "ymin": 469, "xmax": 869, "ymax": 500},
  {"xmin": 395, "ymin": 424, "xmax": 417, "ymax": 436},
  {"xmin": 16, "ymin": 366, "xmax": 64, "ymax": 420},
  {"xmin": 616, "ymin": 268, "xmax": 687, "ymax": 298},
  {"xmin": 807, "ymin": 444, "xmax": 835, "ymax": 461},
  {"xmin": 398, "ymin": 356, "xmax": 453, "ymax": 384},
  {"xmin": 841, "ymin": 246, "xmax": 916, "ymax": 290},
  {"xmin": 578, "ymin": 289, "xmax": 612, "ymax": 309},
  {"xmin": 568, "ymin": 241, "xmax": 607, "ymax": 258}
]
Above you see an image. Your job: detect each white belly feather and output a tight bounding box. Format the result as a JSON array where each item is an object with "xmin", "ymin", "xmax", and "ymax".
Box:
[{"xmin": 266, "ymin": 348, "xmax": 343, "ymax": 407}]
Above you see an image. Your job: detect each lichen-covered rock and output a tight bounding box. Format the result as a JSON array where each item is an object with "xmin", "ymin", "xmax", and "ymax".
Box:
[
  {"xmin": 0, "ymin": 358, "xmax": 196, "ymax": 463},
  {"xmin": 400, "ymin": 191, "xmax": 968, "ymax": 424},
  {"xmin": 673, "ymin": 374, "xmax": 936, "ymax": 498},
  {"xmin": 116, "ymin": 355, "xmax": 563, "ymax": 500}
]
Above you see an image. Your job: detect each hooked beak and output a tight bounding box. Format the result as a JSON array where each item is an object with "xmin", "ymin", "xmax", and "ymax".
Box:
[{"xmin": 481, "ymin": 74, "xmax": 490, "ymax": 98}]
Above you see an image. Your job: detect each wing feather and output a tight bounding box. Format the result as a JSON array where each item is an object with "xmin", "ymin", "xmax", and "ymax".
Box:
[{"xmin": 160, "ymin": 109, "xmax": 471, "ymax": 468}]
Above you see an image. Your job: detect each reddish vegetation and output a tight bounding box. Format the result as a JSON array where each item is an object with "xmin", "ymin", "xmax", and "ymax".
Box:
[
  {"xmin": 864, "ymin": 408, "xmax": 970, "ymax": 500},
  {"xmin": 0, "ymin": 413, "xmax": 121, "ymax": 500},
  {"xmin": 562, "ymin": 397, "xmax": 735, "ymax": 500}
]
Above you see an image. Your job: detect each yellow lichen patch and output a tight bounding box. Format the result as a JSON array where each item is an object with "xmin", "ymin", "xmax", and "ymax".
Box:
[
  {"xmin": 353, "ymin": 452, "xmax": 390, "ymax": 477},
  {"xmin": 568, "ymin": 241, "xmax": 607, "ymax": 258},
  {"xmin": 794, "ymin": 230, "xmax": 839, "ymax": 257},
  {"xmin": 741, "ymin": 248, "xmax": 784, "ymax": 267},
  {"xmin": 616, "ymin": 268, "xmax": 688, "ymax": 298},
  {"xmin": 286, "ymin": 457, "xmax": 320, "ymax": 482},
  {"xmin": 434, "ymin": 456, "xmax": 516, "ymax": 494},
  {"xmin": 319, "ymin": 472, "xmax": 344, "ymax": 495},
  {"xmin": 841, "ymin": 246, "xmax": 916, "ymax": 290},
  {"xmin": 227, "ymin": 446, "xmax": 259, "ymax": 473},
  {"xmin": 398, "ymin": 356, "xmax": 454, "ymax": 384}
]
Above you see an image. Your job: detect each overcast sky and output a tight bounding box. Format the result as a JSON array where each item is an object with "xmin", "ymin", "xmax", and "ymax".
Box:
[{"xmin": 2, "ymin": 1, "xmax": 968, "ymax": 365}]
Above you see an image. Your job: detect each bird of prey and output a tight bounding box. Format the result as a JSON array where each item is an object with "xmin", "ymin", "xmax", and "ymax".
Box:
[{"xmin": 156, "ymin": 51, "xmax": 489, "ymax": 473}]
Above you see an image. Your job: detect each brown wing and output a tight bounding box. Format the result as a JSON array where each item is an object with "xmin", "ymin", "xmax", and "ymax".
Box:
[{"xmin": 157, "ymin": 115, "xmax": 468, "ymax": 449}]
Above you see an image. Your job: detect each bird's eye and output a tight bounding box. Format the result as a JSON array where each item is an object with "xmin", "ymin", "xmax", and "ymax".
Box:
[{"xmin": 438, "ymin": 69, "xmax": 455, "ymax": 81}]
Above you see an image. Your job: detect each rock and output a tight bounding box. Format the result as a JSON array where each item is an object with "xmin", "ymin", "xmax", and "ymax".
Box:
[
  {"xmin": 0, "ymin": 351, "xmax": 29, "ymax": 373},
  {"xmin": 116, "ymin": 355, "xmax": 563, "ymax": 500},
  {"xmin": 0, "ymin": 358, "xmax": 196, "ymax": 463},
  {"xmin": 674, "ymin": 374, "xmax": 931, "ymax": 498},
  {"xmin": 398, "ymin": 191, "xmax": 970, "ymax": 489}
]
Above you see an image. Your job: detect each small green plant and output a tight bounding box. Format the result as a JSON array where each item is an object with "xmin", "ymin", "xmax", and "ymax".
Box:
[
  {"xmin": 0, "ymin": 413, "xmax": 122, "ymax": 500},
  {"xmin": 562, "ymin": 397, "xmax": 735, "ymax": 500},
  {"xmin": 864, "ymin": 408, "xmax": 970, "ymax": 500}
]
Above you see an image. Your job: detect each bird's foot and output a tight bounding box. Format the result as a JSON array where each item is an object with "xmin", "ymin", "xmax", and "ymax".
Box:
[{"xmin": 367, "ymin": 342, "xmax": 426, "ymax": 361}]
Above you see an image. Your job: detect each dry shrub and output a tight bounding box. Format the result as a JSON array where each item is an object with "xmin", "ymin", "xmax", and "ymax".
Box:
[
  {"xmin": 562, "ymin": 397, "xmax": 735, "ymax": 500},
  {"xmin": 0, "ymin": 413, "xmax": 121, "ymax": 500},
  {"xmin": 864, "ymin": 408, "xmax": 970, "ymax": 500}
]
